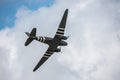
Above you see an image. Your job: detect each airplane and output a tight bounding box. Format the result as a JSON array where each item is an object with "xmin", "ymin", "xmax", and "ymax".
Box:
[{"xmin": 24, "ymin": 9, "xmax": 68, "ymax": 72}]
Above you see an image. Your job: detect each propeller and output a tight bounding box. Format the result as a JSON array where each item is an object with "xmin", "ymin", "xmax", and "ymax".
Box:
[{"xmin": 67, "ymin": 36, "xmax": 69, "ymax": 39}]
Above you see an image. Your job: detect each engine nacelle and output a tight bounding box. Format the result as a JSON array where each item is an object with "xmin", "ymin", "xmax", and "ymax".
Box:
[
  {"xmin": 54, "ymin": 48, "xmax": 61, "ymax": 52},
  {"xmin": 60, "ymin": 36, "xmax": 68, "ymax": 40}
]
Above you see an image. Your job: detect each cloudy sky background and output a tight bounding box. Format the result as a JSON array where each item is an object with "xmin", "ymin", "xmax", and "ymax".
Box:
[{"xmin": 0, "ymin": 0, "xmax": 120, "ymax": 80}]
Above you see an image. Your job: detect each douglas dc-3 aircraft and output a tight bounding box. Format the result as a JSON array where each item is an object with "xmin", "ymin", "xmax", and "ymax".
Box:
[{"xmin": 25, "ymin": 9, "xmax": 68, "ymax": 72}]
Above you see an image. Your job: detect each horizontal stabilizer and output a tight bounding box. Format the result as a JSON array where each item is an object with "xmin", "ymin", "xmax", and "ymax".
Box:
[
  {"xmin": 25, "ymin": 32, "xmax": 30, "ymax": 37},
  {"xmin": 25, "ymin": 38, "xmax": 34, "ymax": 46}
]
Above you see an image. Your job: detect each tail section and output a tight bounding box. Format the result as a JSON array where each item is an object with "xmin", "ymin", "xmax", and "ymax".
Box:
[
  {"xmin": 29, "ymin": 28, "xmax": 36, "ymax": 36},
  {"xmin": 25, "ymin": 28, "xmax": 36, "ymax": 46}
]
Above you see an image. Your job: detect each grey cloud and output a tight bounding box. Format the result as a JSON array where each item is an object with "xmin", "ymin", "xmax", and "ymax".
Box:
[
  {"xmin": 0, "ymin": 0, "xmax": 120, "ymax": 80},
  {"xmin": 0, "ymin": 48, "xmax": 12, "ymax": 80}
]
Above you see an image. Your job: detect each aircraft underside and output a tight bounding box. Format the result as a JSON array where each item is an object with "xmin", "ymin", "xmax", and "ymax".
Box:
[
  {"xmin": 35, "ymin": 36, "xmax": 68, "ymax": 46},
  {"xmin": 24, "ymin": 9, "xmax": 69, "ymax": 72}
]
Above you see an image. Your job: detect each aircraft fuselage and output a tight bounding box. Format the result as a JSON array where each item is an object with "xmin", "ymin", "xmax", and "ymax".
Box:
[{"xmin": 35, "ymin": 36, "xmax": 68, "ymax": 46}]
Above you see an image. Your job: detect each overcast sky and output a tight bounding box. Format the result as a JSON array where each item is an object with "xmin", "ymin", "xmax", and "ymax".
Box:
[{"xmin": 0, "ymin": 0, "xmax": 120, "ymax": 80}]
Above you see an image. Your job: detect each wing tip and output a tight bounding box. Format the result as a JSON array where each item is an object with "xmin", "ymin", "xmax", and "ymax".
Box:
[
  {"xmin": 66, "ymin": 9, "xmax": 68, "ymax": 12},
  {"xmin": 33, "ymin": 68, "xmax": 36, "ymax": 72}
]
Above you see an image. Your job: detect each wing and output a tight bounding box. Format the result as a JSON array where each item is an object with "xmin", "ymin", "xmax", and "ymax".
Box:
[
  {"xmin": 54, "ymin": 9, "xmax": 68, "ymax": 38},
  {"xmin": 33, "ymin": 46, "xmax": 54, "ymax": 72}
]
